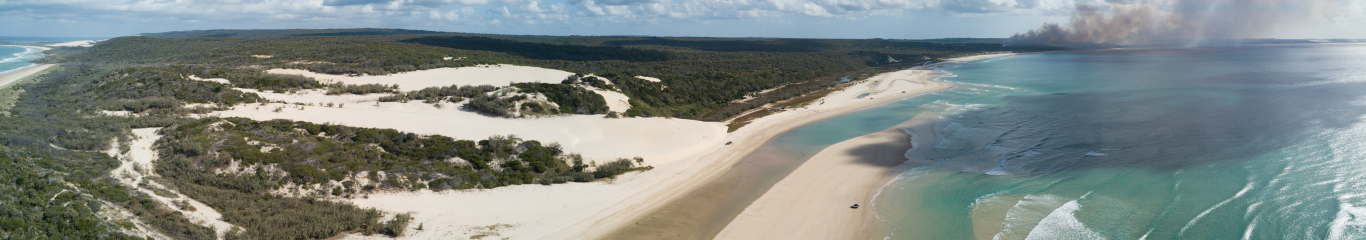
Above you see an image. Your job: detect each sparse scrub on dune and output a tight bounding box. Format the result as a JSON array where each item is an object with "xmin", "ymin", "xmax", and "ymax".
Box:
[
  {"xmin": 326, "ymin": 83, "xmax": 398, "ymax": 95},
  {"xmin": 379, "ymin": 84, "xmax": 498, "ymax": 103},
  {"xmin": 513, "ymin": 83, "xmax": 609, "ymax": 115},
  {"xmin": 464, "ymin": 95, "xmax": 516, "ymax": 117}
]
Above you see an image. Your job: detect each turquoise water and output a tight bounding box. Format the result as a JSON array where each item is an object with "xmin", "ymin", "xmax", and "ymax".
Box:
[
  {"xmin": 0, "ymin": 45, "xmax": 44, "ymax": 75},
  {"xmin": 864, "ymin": 44, "xmax": 1366, "ymax": 239}
]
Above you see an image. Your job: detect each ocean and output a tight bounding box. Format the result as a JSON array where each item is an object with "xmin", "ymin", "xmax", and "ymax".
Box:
[
  {"xmin": 850, "ymin": 43, "xmax": 1366, "ymax": 239},
  {"xmin": 0, "ymin": 45, "xmax": 45, "ymax": 76}
]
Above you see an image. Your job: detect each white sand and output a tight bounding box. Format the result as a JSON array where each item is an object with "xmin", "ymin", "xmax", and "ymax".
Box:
[
  {"xmin": 46, "ymin": 40, "xmax": 100, "ymax": 47},
  {"xmin": 266, "ymin": 64, "xmax": 573, "ymax": 91},
  {"xmin": 634, "ymin": 76, "xmax": 662, "ymax": 82},
  {"xmin": 203, "ymin": 101, "xmax": 721, "ymax": 165},
  {"xmin": 587, "ymin": 87, "xmax": 632, "ymax": 113},
  {"xmin": 208, "ymin": 65, "xmax": 713, "ymax": 164},
  {"xmin": 0, "ymin": 64, "xmax": 53, "ymax": 88},
  {"xmin": 198, "ymin": 66, "xmax": 717, "ymax": 240},
  {"xmin": 108, "ymin": 128, "xmax": 238, "ymax": 239},
  {"xmin": 187, "ymin": 75, "xmax": 231, "ymax": 84}
]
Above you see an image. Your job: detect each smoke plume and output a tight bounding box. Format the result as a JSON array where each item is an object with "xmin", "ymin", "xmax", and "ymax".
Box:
[{"xmin": 1004, "ymin": 0, "xmax": 1357, "ymax": 47}]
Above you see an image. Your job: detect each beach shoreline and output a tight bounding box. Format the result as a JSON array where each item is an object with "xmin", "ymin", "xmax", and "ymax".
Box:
[
  {"xmin": 710, "ymin": 53, "xmax": 1015, "ymax": 239},
  {"xmin": 576, "ymin": 53, "xmax": 1016, "ymax": 239},
  {"xmin": 0, "ymin": 64, "xmax": 54, "ymax": 88},
  {"xmin": 0, "ymin": 45, "xmax": 53, "ymax": 88},
  {"xmin": 714, "ymin": 112, "xmax": 941, "ymax": 239}
]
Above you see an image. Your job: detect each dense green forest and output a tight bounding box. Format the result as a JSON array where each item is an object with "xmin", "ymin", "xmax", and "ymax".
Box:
[{"xmin": 0, "ymin": 28, "xmax": 1055, "ymax": 239}]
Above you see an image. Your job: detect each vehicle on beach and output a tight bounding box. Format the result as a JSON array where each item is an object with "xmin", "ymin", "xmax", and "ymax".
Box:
[
  {"xmin": 726, "ymin": 141, "xmax": 733, "ymax": 145},
  {"xmin": 851, "ymin": 204, "xmax": 859, "ymax": 209}
]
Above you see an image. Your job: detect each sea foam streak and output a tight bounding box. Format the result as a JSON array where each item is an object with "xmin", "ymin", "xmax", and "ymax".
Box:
[{"xmin": 1023, "ymin": 199, "xmax": 1106, "ymax": 240}]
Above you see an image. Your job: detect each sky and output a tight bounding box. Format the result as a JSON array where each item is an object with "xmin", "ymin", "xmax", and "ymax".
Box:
[{"xmin": 0, "ymin": 0, "xmax": 1362, "ymax": 40}]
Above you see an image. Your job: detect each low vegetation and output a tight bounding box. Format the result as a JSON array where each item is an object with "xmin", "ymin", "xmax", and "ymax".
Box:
[
  {"xmin": 513, "ymin": 83, "xmax": 609, "ymax": 115},
  {"xmin": 377, "ymin": 84, "xmax": 498, "ymax": 103}
]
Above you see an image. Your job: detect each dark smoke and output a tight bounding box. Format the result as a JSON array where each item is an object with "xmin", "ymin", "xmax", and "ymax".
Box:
[{"xmin": 1004, "ymin": 0, "xmax": 1355, "ymax": 47}]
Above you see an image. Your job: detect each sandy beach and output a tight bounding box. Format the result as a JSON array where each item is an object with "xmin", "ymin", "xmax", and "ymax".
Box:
[
  {"xmin": 708, "ymin": 53, "xmax": 1015, "ymax": 239},
  {"xmin": 0, "ymin": 64, "xmax": 53, "ymax": 88},
  {"xmin": 714, "ymin": 113, "xmax": 940, "ymax": 239},
  {"xmin": 587, "ymin": 53, "xmax": 1013, "ymax": 240},
  {"xmin": 0, "ymin": 45, "xmax": 54, "ymax": 88}
]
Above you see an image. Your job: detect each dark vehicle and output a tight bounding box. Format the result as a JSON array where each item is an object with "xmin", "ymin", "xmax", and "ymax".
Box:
[
  {"xmin": 726, "ymin": 141, "xmax": 733, "ymax": 145},
  {"xmin": 851, "ymin": 204, "xmax": 859, "ymax": 209}
]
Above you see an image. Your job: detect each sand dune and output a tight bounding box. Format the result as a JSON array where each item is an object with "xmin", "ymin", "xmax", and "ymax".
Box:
[
  {"xmin": 715, "ymin": 113, "xmax": 941, "ymax": 239},
  {"xmin": 267, "ymin": 64, "xmax": 573, "ymax": 91},
  {"xmin": 204, "ymin": 101, "xmax": 723, "ymax": 165},
  {"xmin": 46, "ymin": 40, "xmax": 100, "ymax": 47},
  {"xmin": 108, "ymin": 128, "xmax": 238, "ymax": 238},
  {"xmin": 217, "ymin": 67, "xmax": 722, "ymax": 239}
]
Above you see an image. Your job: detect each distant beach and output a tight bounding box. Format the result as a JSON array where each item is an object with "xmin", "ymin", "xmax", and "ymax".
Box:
[{"xmin": 0, "ymin": 45, "xmax": 53, "ymax": 89}]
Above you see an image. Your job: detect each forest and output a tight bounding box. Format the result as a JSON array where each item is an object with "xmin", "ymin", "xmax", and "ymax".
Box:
[{"xmin": 0, "ymin": 28, "xmax": 1055, "ymax": 239}]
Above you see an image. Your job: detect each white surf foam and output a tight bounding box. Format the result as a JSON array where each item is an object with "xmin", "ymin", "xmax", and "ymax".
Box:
[
  {"xmin": 1023, "ymin": 199, "xmax": 1106, "ymax": 240},
  {"xmin": 1328, "ymin": 202, "xmax": 1366, "ymax": 239},
  {"xmin": 994, "ymin": 194, "xmax": 1069, "ymax": 240}
]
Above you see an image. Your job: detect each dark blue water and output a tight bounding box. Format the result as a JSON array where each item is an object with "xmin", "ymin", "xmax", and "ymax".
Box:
[{"xmin": 865, "ymin": 44, "xmax": 1366, "ymax": 239}]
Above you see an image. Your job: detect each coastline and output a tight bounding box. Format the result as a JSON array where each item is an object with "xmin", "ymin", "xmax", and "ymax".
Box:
[
  {"xmin": 0, "ymin": 64, "xmax": 54, "ymax": 88},
  {"xmin": 0, "ymin": 45, "xmax": 53, "ymax": 88},
  {"xmin": 715, "ymin": 112, "xmax": 940, "ymax": 239},
  {"xmin": 573, "ymin": 53, "xmax": 1015, "ymax": 239},
  {"xmin": 713, "ymin": 53, "xmax": 1014, "ymax": 239}
]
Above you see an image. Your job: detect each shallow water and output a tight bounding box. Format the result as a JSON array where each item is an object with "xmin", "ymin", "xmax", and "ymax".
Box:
[
  {"xmin": 0, "ymin": 46, "xmax": 44, "ymax": 76},
  {"xmin": 871, "ymin": 44, "xmax": 1366, "ymax": 239}
]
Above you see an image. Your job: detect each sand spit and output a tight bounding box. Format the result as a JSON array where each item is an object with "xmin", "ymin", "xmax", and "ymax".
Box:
[
  {"xmin": 634, "ymin": 76, "xmax": 662, "ymax": 83},
  {"xmin": 108, "ymin": 128, "xmax": 238, "ymax": 239},
  {"xmin": 266, "ymin": 64, "xmax": 574, "ymax": 91},
  {"xmin": 715, "ymin": 113, "xmax": 941, "ymax": 239},
  {"xmin": 210, "ymin": 65, "xmax": 716, "ymax": 164}
]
